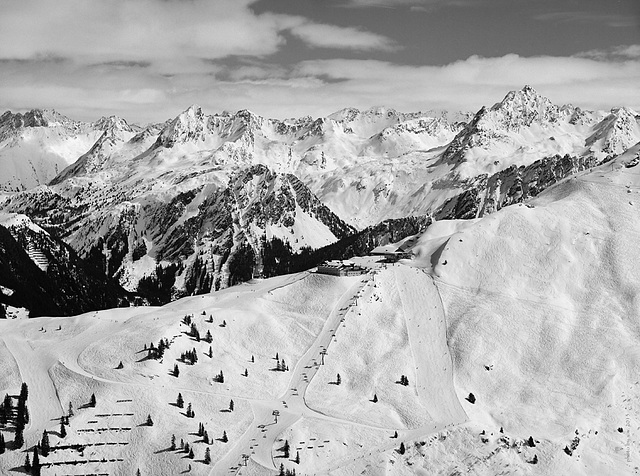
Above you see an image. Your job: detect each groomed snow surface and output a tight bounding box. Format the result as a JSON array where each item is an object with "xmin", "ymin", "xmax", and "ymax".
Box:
[{"xmin": 3, "ymin": 150, "xmax": 640, "ymax": 474}]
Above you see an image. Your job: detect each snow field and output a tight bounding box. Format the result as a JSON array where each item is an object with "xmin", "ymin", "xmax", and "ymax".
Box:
[
  {"xmin": 272, "ymin": 416, "xmax": 391, "ymax": 475},
  {"xmin": 305, "ymin": 266, "xmax": 452, "ymax": 430},
  {"xmin": 424, "ymin": 160, "xmax": 640, "ymax": 474}
]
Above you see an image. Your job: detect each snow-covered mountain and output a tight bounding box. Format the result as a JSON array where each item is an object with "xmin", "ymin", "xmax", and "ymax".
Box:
[
  {"xmin": 1, "ymin": 86, "xmax": 639, "ymax": 300},
  {"xmin": 0, "ymin": 212, "xmax": 131, "ymax": 317}
]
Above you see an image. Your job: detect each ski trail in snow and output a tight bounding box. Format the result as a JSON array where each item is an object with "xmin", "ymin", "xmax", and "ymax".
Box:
[{"xmin": 3, "ymin": 336, "xmax": 64, "ymax": 444}]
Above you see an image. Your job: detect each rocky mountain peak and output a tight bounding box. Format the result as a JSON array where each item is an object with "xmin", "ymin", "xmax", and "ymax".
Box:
[
  {"xmin": 489, "ymin": 85, "xmax": 560, "ymax": 130},
  {"xmin": 155, "ymin": 105, "xmax": 208, "ymax": 148}
]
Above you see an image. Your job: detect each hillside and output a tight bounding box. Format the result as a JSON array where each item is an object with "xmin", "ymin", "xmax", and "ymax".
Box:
[{"xmin": 2, "ymin": 148, "xmax": 640, "ymax": 473}]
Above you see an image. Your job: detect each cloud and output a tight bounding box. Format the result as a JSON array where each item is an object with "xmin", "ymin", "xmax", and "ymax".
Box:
[
  {"xmin": 285, "ymin": 20, "xmax": 398, "ymax": 51},
  {"xmin": 534, "ymin": 11, "xmax": 638, "ymax": 28}
]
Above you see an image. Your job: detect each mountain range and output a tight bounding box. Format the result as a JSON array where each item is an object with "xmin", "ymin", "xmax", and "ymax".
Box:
[{"xmin": 1, "ymin": 86, "xmax": 639, "ymax": 316}]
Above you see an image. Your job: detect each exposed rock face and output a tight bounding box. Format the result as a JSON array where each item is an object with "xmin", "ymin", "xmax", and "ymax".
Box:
[
  {"xmin": 435, "ymin": 153, "xmax": 612, "ymax": 220},
  {"xmin": 0, "ymin": 214, "xmax": 131, "ymax": 317}
]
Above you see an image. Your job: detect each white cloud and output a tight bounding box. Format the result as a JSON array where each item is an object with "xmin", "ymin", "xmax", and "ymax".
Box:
[{"xmin": 286, "ymin": 21, "xmax": 398, "ymax": 51}]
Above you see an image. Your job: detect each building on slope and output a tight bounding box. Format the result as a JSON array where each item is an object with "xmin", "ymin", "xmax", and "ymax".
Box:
[{"xmin": 316, "ymin": 260, "xmax": 368, "ymax": 276}]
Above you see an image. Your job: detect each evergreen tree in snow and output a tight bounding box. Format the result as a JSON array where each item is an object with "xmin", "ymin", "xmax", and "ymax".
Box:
[
  {"xmin": 205, "ymin": 330, "xmax": 212, "ymax": 343},
  {"xmin": 14, "ymin": 425, "xmax": 24, "ymax": 448},
  {"xmin": 295, "ymin": 451, "xmax": 300, "ymax": 464},
  {"xmin": 68, "ymin": 401, "xmax": 74, "ymax": 417},
  {"xmin": 229, "ymin": 399, "xmax": 234, "ymax": 412},
  {"xmin": 244, "ymin": 368, "xmax": 248, "ymax": 377},
  {"xmin": 221, "ymin": 430, "xmax": 228, "ymax": 443},
  {"xmin": 398, "ymin": 442, "xmax": 405, "ymax": 455},
  {"xmin": 60, "ymin": 420, "xmax": 66, "ymax": 438},
  {"xmin": 188, "ymin": 447, "xmax": 194, "ymax": 459},
  {"xmin": 174, "ymin": 364, "xmax": 180, "ymax": 377},
  {"xmin": 32, "ymin": 446, "xmax": 41, "ymax": 476},
  {"xmin": 372, "ymin": 393, "xmax": 378, "ymax": 403},
  {"xmin": 204, "ymin": 446, "xmax": 211, "ymax": 464},
  {"xmin": 176, "ymin": 392, "xmax": 184, "ymax": 408},
  {"xmin": 336, "ymin": 373, "xmax": 341, "ymax": 385},
  {"xmin": 89, "ymin": 393, "xmax": 96, "ymax": 407},
  {"xmin": 20, "ymin": 383, "xmax": 28, "ymax": 402},
  {"xmin": 171, "ymin": 434, "xmax": 176, "ymax": 451},
  {"xmin": 24, "ymin": 453, "xmax": 31, "ymax": 472},
  {"xmin": 146, "ymin": 414, "xmax": 153, "ymax": 426},
  {"xmin": 204, "ymin": 430, "xmax": 209, "ymax": 444},
  {"xmin": 0, "ymin": 433, "xmax": 5, "ymax": 454},
  {"xmin": 283, "ymin": 439, "xmax": 290, "ymax": 458},
  {"xmin": 40, "ymin": 430, "xmax": 50, "ymax": 457}
]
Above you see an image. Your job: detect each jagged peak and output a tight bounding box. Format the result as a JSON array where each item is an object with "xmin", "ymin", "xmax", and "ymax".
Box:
[
  {"xmin": 492, "ymin": 85, "xmax": 554, "ymax": 112},
  {"xmin": 0, "ymin": 108, "xmax": 73, "ymax": 129},
  {"xmin": 155, "ymin": 105, "xmax": 208, "ymax": 148}
]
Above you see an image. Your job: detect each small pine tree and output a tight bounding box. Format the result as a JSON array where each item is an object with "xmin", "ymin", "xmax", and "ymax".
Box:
[
  {"xmin": 60, "ymin": 420, "xmax": 67, "ymax": 438},
  {"xmin": 336, "ymin": 373, "xmax": 341, "ymax": 385},
  {"xmin": 174, "ymin": 364, "xmax": 180, "ymax": 377},
  {"xmin": 204, "ymin": 430, "xmax": 209, "ymax": 444},
  {"xmin": 186, "ymin": 403, "xmax": 193, "ymax": 418},
  {"xmin": 0, "ymin": 433, "xmax": 4, "ymax": 454},
  {"xmin": 188, "ymin": 447, "xmax": 194, "ymax": 459},
  {"xmin": 68, "ymin": 401, "xmax": 74, "ymax": 417},
  {"xmin": 14, "ymin": 425, "xmax": 24, "ymax": 448},
  {"xmin": 24, "ymin": 454, "xmax": 31, "ymax": 472},
  {"xmin": 398, "ymin": 442, "xmax": 405, "ymax": 455},
  {"xmin": 372, "ymin": 393, "xmax": 378, "ymax": 403},
  {"xmin": 180, "ymin": 438, "xmax": 184, "ymax": 450},
  {"xmin": 222, "ymin": 320, "xmax": 226, "ymax": 327},
  {"xmin": 116, "ymin": 361, "xmax": 124, "ymax": 369},
  {"xmin": 222, "ymin": 430, "xmax": 228, "ymax": 443},
  {"xmin": 204, "ymin": 446, "xmax": 211, "ymax": 464},
  {"xmin": 528, "ymin": 435, "xmax": 536, "ymax": 447},
  {"xmin": 41, "ymin": 430, "xmax": 50, "ymax": 457},
  {"xmin": 283, "ymin": 439, "xmax": 290, "ymax": 458},
  {"xmin": 89, "ymin": 393, "xmax": 96, "ymax": 407},
  {"xmin": 275, "ymin": 352, "xmax": 279, "ymax": 360},
  {"xmin": 146, "ymin": 414, "xmax": 153, "ymax": 426},
  {"xmin": 177, "ymin": 393, "xmax": 184, "ymax": 408},
  {"xmin": 205, "ymin": 330, "xmax": 212, "ymax": 343},
  {"xmin": 244, "ymin": 368, "xmax": 248, "ymax": 377},
  {"xmin": 295, "ymin": 450, "xmax": 300, "ymax": 464},
  {"xmin": 208, "ymin": 346, "xmax": 213, "ymax": 358},
  {"xmin": 393, "ymin": 430, "xmax": 398, "ymax": 439},
  {"xmin": 531, "ymin": 454, "xmax": 538, "ymax": 464},
  {"xmin": 251, "ymin": 355, "xmax": 254, "ymax": 363},
  {"xmin": 279, "ymin": 463, "xmax": 285, "ymax": 476},
  {"xmin": 136, "ymin": 470, "xmax": 141, "ymax": 476},
  {"xmin": 32, "ymin": 446, "xmax": 41, "ymax": 476},
  {"xmin": 184, "ymin": 442, "xmax": 190, "ymax": 454},
  {"xmin": 229, "ymin": 399, "xmax": 234, "ymax": 412},
  {"xmin": 467, "ymin": 393, "xmax": 476, "ymax": 404},
  {"xmin": 20, "ymin": 382, "xmax": 28, "ymax": 402},
  {"xmin": 171, "ymin": 434, "xmax": 176, "ymax": 451}
]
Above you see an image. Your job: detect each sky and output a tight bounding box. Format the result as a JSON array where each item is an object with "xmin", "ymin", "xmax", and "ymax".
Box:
[{"xmin": 0, "ymin": 0, "xmax": 639, "ymax": 123}]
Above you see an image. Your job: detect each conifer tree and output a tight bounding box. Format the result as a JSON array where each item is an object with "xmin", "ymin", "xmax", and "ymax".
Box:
[
  {"xmin": 60, "ymin": 419, "xmax": 67, "ymax": 438},
  {"xmin": 24, "ymin": 454, "xmax": 31, "ymax": 472},
  {"xmin": 14, "ymin": 425, "xmax": 24, "ymax": 448},
  {"xmin": 295, "ymin": 451, "xmax": 300, "ymax": 464},
  {"xmin": 174, "ymin": 364, "xmax": 179, "ymax": 377},
  {"xmin": 251, "ymin": 355, "xmax": 254, "ymax": 363},
  {"xmin": 186, "ymin": 403, "xmax": 193, "ymax": 418},
  {"xmin": 204, "ymin": 446, "xmax": 211, "ymax": 464},
  {"xmin": 528, "ymin": 435, "xmax": 535, "ymax": 447},
  {"xmin": 372, "ymin": 394, "xmax": 378, "ymax": 403},
  {"xmin": 184, "ymin": 442, "xmax": 190, "ymax": 454},
  {"xmin": 205, "ymin": 330, "xmax": 212, "ymax": 343},
  {"xmin": 41, "ymin": 430, "xmax": 50, "ymax": 457},
  {"xmin": 222, "ymin": 430, "xmax": 228, "ymax": 442},
  {"xmin": 0, "ymin": 433, "xmax": 5, "ymax": 454},
  {"xmin": 209, "ymin": 346, "xmax": 213, "ymax": 358},
  {"xmin": 188, "ymin": 447, "xmax": 194, "ymax": 459},
  {"xmin": 398, "ymin": 442, "xmax": 405, "ymax": 455},
  {"xmin": 336, "ymin": 373, "xmax": 341, "ymax": 385},
  {"xmin": 180, "ymin": 438, "xmax": 184, "ymax": 450},
  {"xmin": 283, "ymin": 439, "xmax": 290, "ymax": 458},
  {"xmin": 3, "ymin": 394, "xmax": 11, "ymax": 410},
  {"xmin": 171, "ymin": 434, "xmax": 176, "ymax": 451},
  {"xmin": 68, "ymin": 402, "xmax": 74, "ymax": 417},
  {"xmin": 279, "ymin": 463, "xmax": 285, "ymax": 476},
  {"xmin": 146, "ymin": 414, "xmax": 153, "ymax": 426},
  {"xmin": 229, "ymin": 399, "xmax": 234, "ymax": 412},
  {"xmin": 177, "ymin": 393, "xmax": 184, "ymax": 408},
  {"xmin": 32, "ymin": 446, "xmax": 40, "ymax": 476},
  {"xmin": 204, "ymin": 430, "xmax": 209, "ymax": 444},
  {"xmin": 275, "ymin": 352, "xmax": 279, "ymax": 360},
  {"xmin": 20, "ymin": 382, "xmax": 28, "ymax": 402},
  {"xmin": 89, "ymin": 393, "xmax": 96, "ymax": 407}
]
